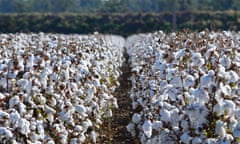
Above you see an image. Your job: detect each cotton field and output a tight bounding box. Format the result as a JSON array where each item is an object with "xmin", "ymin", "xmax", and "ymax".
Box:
[
  {"xmin": 126, "ymin": 31, "xmax": 240, "ymax": 144},
  {"xmin": 0, "ymin": 33, "xmax": 125, "ymax": 143},
  {"xmin": 1, "ymin": 31, "xmax": 240, "ymax": 144}
]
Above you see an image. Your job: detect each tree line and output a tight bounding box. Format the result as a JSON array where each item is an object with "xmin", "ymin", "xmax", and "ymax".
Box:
[{"xmin": 0, "ymin": 0, "xmax": 240, "ymax": 13}]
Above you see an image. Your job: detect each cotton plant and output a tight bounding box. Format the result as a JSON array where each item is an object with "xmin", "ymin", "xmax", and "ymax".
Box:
[
  {"xmin": 127, "ymin": 31, "xmax": 240, "ymax": 144},
  {"xmin": 0, "ymin": 33, "xmax": 125, "ymax": 143}
]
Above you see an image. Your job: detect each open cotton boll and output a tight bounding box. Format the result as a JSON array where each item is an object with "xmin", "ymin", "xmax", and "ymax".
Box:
[
  {"xmin": 142, "ymin": 120, "xmax": 152, "ymax": 138},
  {"xmin": 152, "ymin": 120, "xmax": 162, "ymax": 131},
  {"xmin": 191, "ymin": 52, "xmax": 205, "ymax": 67},
  {"xmin": 220, "ymin": 83, "xmax": 231, "ymax": 96},
  {"xmin": 132, "ymin": 113, "xmax": 141, "ymax": 124},
  {"xmin": 183, "ymin": 74, "xmax": 195, "ymax": 88},
  {"xmin": 180, "ymin": 132, "xmax": 192, "ymax": 144},
  {"xmin": 233, "ymin": 124, "xmax": 240, "ymax": 137},
  {"xmin": 15, "ymin": 118, "xmax": 30, "ymax": 135},
  {"xmin": 219, "ymin": 55, "xmax": 231, "ymax": 69},
  {"xmin": 215, "ymin": 120, "xmax": 226, "ymax": 137},
  {"xmin": 0, "ymin": 127, "xmax": 13, "ymax": 139},
  {"xmin": 226, "ymin": 70, "xmax": 239, "ymax": 83},
  {"xmin": 170, "ymin": 76, "xmax": 182, "ymax": 87},
  {"xmin": 127, "ymin": 123, "xmax": 136, "ymax": 137},
  {"xmin": 200, "ymin": 70, "xmax": 215, "ymax": 88},
  {"xmin": 160, "ymin": 109, "xmax": 171, "ymax": 122},
  {"xmin": 9, "ymin": 96, "xmax": 20, "ymax": 108}
]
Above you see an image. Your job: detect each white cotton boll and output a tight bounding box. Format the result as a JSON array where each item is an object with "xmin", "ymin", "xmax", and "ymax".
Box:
[
  {"xmin": 191, "ymin": 52, "xmax": 204, "ymax": 66},
  {"xmin": 200, "ymin": 70, "xmax": 214, "ymax": 88},
  {"xmin": 18, "ymin": 102, "xmax": 26, "ymax": 116},
  {"xmin": 181, "ymin": 120, "xmax": 189, "ymax": 131},
  {"xmin": 90, "ymin": 131, "xmax": 97, "ymax": 143},
  {"xmin": 0, "ymin": 110, "xmax": 9, "ymax": 120},
  {"xmin": 82, "ymin": 119, "xmax": 92, "ymax": 132},
  {"xmin": 105, "ymin": 109, "xmax": 112, "ymax": 118},
  {"xmin": 9, "ymin": 110, "xmax": 20, "ymax": 125},
  {"xmin": 127, "ymin": 123, "xmax": 136, "ymax": 137},
  {"xmin": 16, "ymin": 118, "xmax": 30, "ymax": 135},
  {"xmin": 152, "ymin": 120, "xmax": 162, "ymax": 131},
  {"xmin": 93, "ymin": 79, "xmax": 100, "ymax": 87},
  {"xmin": 160, "ymin": 109, "xmax": 171, "ymax": 122},
  {"xmin": 132, "ymin": 101, "xmax": 139, "ymax": 110},
  {"xmin": 75, "ymin": 104, "xmax": 87, "ymax": 117},
  {"xmin": 180, "ymin": 132, "xmax": 192, "ymax": 144},
  {"xmin": 204, "ymin": 138, "xmax": 217, "ymax": 144},
  {"xmin": 220, "ymin": 83, "xmax": 231, "ymax": 96},
  {"xmin": 9, "ymin": 96, "xmax": 20, "ymax": 108},
  {"xmin": 233, "ymin": 124, "xmax": 240, "ymax": 137},
  {"xmin": 223, "ymin": 100, "xmax": 236, "ymax": 116},
  {"xmin": 229, "ymin": 118, "xmax": 238, "ymax": 131},
  {"xmin": 215, "ymin": 120, "xmax": 226, "ymax": 137},
  {"xmin": 190, "ymin": 88, "xmax": 209, "ymax": 104},
  {"xmin": 0, "ymin": 127, "xmax": 13, "ymax": 138},
  {"xmin": 192, "ymin": 137, "xmax": 202, "ymax": 144},
  {"xmin": 170, "ymin": 76, "xmax": 182, "ymax": 87},
  {"xmin": 184, "ymin": 75, "xmax": 195, "ymax": 88},
  {"xmin": 142, "ymin": 120, "xmax": 152, "ymax": 138},
  {"xmin": 166, "ymin": 68, "xmax": 177, "ymax": 81},
  {"xmin": 37, "ymin": 122, "xmax": 45, "ymax": 139},
  {"xmin": 218, "ymin": 64, "xmax": 226, "ymax": 78},
  {"xmin": 213, "ymin": 103, "xmax": 224, "ymax": 116},
  {"xmin": 219, "ymin": 56, "xmax": 231, "ymax": 69},
  {"xmin": 0, "ymin": 93, "xmax": 5, "ymax": 100},
  {"xmin": 227, "ymin": 70, "xmax": 239, "ymax": 83},
  {"xmin": 74, "ymin": 125, "xmax": 83, "ymax": 132},
  {"xmin": 132, "ymin": 113, "xmax": 141, "ymax": 124},
  {"xmin": 226, "ymin": 134, "xmax": 234, "ymax": 142}
]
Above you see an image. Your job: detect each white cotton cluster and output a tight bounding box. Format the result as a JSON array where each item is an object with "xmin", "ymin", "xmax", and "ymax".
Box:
[
  {"xmin": 126, "ymin": 31, "xmax": 240, "ymax": 144},
  {"xmin": 0, "ymin": 33, "xmax": 125, "ymax": 143}
]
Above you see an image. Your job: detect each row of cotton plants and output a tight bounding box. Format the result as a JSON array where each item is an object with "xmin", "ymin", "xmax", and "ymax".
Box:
[
  {"xmin": 126, "ymin": 31, "xmax": 240, "ymax": 144},
  {"xmin": 0, "ymin": 33, "xmax": 125, "ymax": 143}
]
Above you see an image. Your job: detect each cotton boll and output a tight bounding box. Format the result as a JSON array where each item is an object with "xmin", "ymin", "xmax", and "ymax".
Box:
[
  {"xmin": 184, "ymin": 75, "xmax": 195, "ymax": 88},
  {"xmin": 180, "ymin": 132, "xmax": 192, "ymax": 144},
  {"xmin": 18, "ymin": 102, "xmax": 27, "ymax": 116},
  {"xmin": 127, "ymin": 123, "xmax": 136, "ymax": 137},
  {"xmin": 142, "ymin": 120, "xmax": 152, "ymax": 138},
  {"xmin": 0, "ymin": 127, "xmax": 13, "ymax": 139},
  {"xmin": 219, "ymin": 56, "xmax": 231, "ymax": 69},
  {"xmin": 220, "ymin": 83, "xmax": 231, "ymax": 96},
  {"xmin": 229, "ymin": 117, "xmax": 238, "ymax": 131},
  {"xmin": 9, "ymin": 95, "xmax": 20, "ymax": 108},
  {"xmin": 90, "ymin": 131, "xmax": 97, "ymax": 143},
  {"xmin": 218, "ymin": 64, "xmax": 226, "ymax": 78},
  {"xmin": 181, "ymin": 120, "xmax": 189, "ymax": 131},
  {"xmin": 233, "ymin": 124, "xmax": 240, "ymax": 137},
  {"xmin": 16, "ymin": 118, "xmax": 30, "ymax": 135},
  {"xmin": 170, "ymin": 76, "xmax": 182, "ymax": 87},
  {"xmin": 200, "ymin": 70, "xmax": 214, "ymax": 88},
  {"xmin": 215, "ymin": 120, "xmax": 226, "ymax": 137},
  {"xmin": 160, "ymin": 109, "xmax": 171, "ymax": 122},
  {"xmin": 152, "ymin": 120, "xmax": 162, "ymax": 131},
  {"xmin": 132, "ymin": 113, "xmax": 141, "ymax": 124},
  {"xmin": 0, "ymin": 93, "xmax": 5, "ymax": 100},
  {"xmin": 9, "ymin": 110, "xmax": 20, "ymax": 125},
  {"xmin": 192, "ymin": 137, "xmax": 202, "ymax": 144},
  {"xmin": 226, "ymin": 70, "xmax": 239, "ymax": 83},
  {"xmin": 75, "ymin": 104, "xmax": 87, "ymax": 117},
  {"xmin": 223, "ymin": 100, "xmax": 236, "ymax": 116},
  {"xmin": 191, "ymin": 52, "xmax": 205, "ymax": 67}
]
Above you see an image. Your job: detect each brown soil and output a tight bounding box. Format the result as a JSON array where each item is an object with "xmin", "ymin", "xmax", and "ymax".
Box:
[{"xmin": 98, "ymin": 48, "xmax": 139, "ymax": 144}]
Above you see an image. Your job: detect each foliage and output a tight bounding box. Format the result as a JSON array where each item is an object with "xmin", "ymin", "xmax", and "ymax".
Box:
[
  {"xmin": 1, "ymin": 11, "xmax": 240, "ymax": 36},
  {"xmin": 1, "ymin": 0, "xmax": 240, "ymax": 13}
]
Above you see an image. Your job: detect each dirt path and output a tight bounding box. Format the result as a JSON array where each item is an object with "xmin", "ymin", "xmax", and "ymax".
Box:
[{"xmin": 98, "ymin": 47, "xmax": 139, "ymax": 144}]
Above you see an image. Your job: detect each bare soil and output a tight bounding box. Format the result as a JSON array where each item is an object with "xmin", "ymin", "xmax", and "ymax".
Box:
[{"xmin": 98, "ymin": 48, "xmax": 139, "ymax": 144}]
